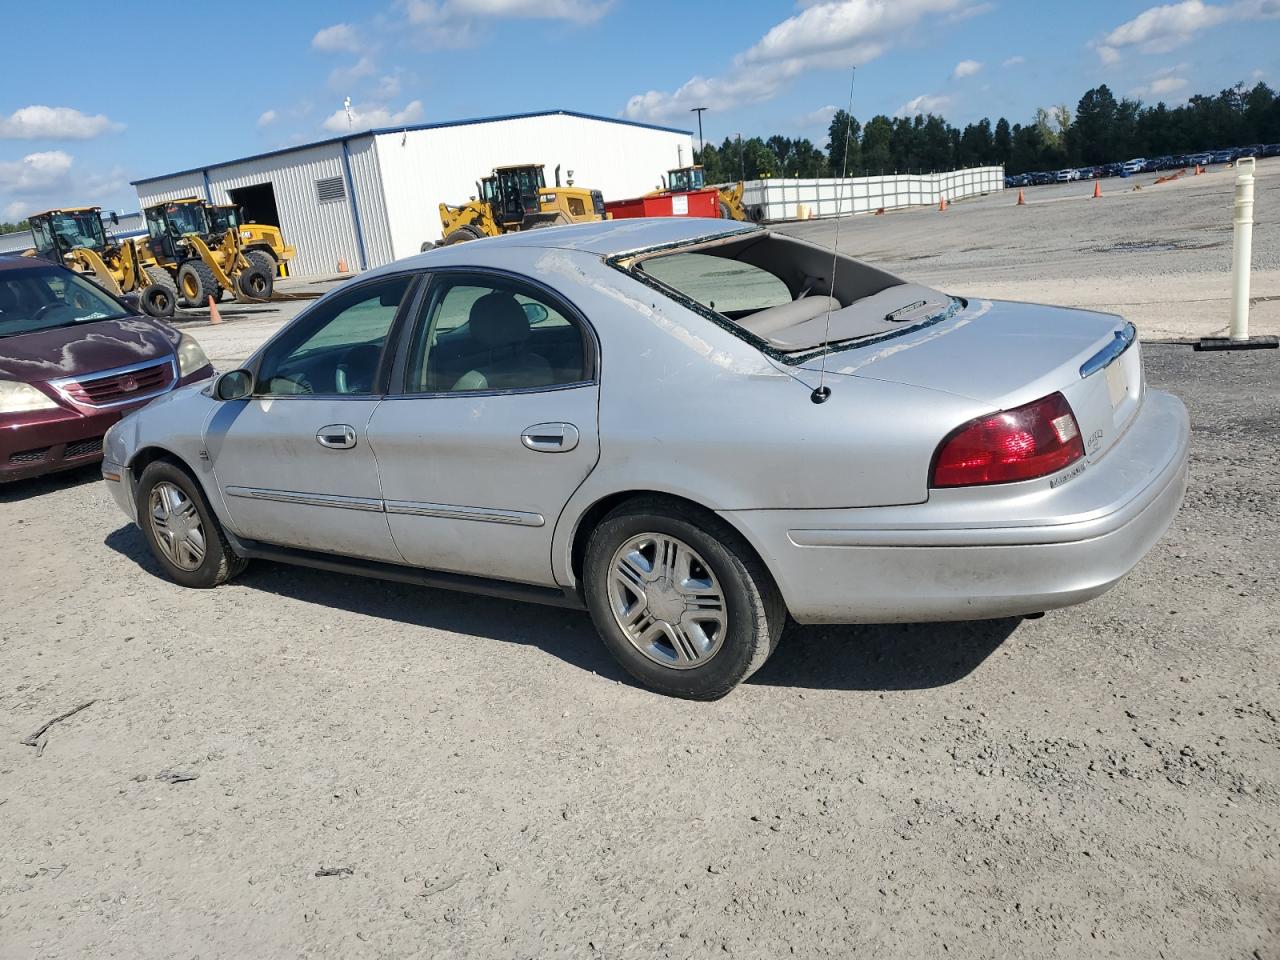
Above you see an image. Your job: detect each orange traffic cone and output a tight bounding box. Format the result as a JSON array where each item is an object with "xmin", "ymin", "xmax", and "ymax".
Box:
[
  {"xmin": 208, "ymin": 294, "xmax": 222, "ymax": 325},
  {"xmin": 1195, "ymin": 164, "xmax": 1204, "ymax": 175},
  {"xmin": 1092, "ymin": 179, "xmax": 1102, "ymax": 199},
  {"xmin": 337, "ymin": 257, "xmax": 349, "ymax": 273},
  {"xmin": 874, "ymin": 207, "xmax": 885, "ymax": 216},
  {"xmin": 938, "ymin": 197, "xmax": 948, "ymax": 212},
  {"xmin": 1016, "ymin": 188, "xmax": 1025, "ymax": 206}
]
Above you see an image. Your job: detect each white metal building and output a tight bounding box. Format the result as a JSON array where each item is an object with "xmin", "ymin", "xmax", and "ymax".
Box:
[{"xmin": 132, "ymin": 110, "xmax": 693, "ymax": 277}]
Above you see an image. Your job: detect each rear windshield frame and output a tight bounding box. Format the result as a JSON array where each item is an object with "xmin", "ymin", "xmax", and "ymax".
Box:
[{"xmin": 606, "ymin": 230, "xmax": 964, "ymax": 365}]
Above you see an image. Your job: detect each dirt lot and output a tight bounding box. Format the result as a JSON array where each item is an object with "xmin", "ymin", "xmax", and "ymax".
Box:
[
  {"xmin": 2, "ymin": 338, "xmax": 1278, "ymax": 958},
  {"xmin": 3, "ymin": 168, "xmax": 1280, "ymax": 958}
]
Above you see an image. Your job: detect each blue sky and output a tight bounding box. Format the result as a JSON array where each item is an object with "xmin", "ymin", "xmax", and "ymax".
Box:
[{"xmin": 1, "ymin": 0, "xmax": 1276, "ymax": 220}]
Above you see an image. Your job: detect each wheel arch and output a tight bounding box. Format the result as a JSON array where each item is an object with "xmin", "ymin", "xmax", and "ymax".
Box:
[{"xmin": 564, "ymin": 489, "xmax": 780, "ymax": 601}]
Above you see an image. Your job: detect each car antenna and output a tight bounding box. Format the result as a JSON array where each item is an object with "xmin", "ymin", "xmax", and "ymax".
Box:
[{"xmin": 812, "ymin": 66, "xmax": 857, "ymax": 405}]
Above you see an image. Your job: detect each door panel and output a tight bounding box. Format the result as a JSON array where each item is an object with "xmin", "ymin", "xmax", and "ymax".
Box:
[
  {"xmin": 368, "ymin": 386, "xmax": 599, "ymax": 586},
  {"xmin": 206, "ymin": 397, "xmax": 400, "ymax": 561}
]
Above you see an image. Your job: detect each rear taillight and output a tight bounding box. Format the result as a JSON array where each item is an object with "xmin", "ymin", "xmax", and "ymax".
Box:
[{"xmin": 931, "ymin": 392, "xmax": 1084, "ymax": 488}]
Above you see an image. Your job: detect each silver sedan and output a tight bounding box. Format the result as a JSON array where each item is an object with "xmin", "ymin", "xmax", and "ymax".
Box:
[{"xmin": 102, "ymin": 218, "xmax": 1189, "ymax": 699}]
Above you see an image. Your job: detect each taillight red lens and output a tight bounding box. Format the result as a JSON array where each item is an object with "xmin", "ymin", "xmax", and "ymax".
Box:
[{"xmin": 931, "ymin": 392, "xmax": 1085, "ymax": 487}]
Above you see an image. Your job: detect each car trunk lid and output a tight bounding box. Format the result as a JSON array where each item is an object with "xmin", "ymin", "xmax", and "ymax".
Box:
[{"xmin": 799, "ymin": 297, "xmax": 1144, "ymax": 465}]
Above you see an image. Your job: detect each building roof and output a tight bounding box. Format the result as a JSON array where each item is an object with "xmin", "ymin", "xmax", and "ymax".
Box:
[{"xmin": 131, "ymin": 109, "xmax": 693, "ymax": 187}]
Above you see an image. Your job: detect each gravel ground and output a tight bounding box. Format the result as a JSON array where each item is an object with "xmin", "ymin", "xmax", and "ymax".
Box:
[{"xmin": 1, "ymin": 342, "xmax": 1277, "ymax": 957}]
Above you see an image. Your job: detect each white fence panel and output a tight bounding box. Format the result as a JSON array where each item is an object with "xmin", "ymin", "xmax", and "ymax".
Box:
[{"xmin": 740, "ymin": 166, "xmax": 1004, "ymax": 222}]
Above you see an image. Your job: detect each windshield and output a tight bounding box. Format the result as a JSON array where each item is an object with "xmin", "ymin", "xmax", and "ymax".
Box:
[
  {"xmin": 49, "ymin": 211, "xmax": 107, "ymax": 251},
  {"xmin": 668, "ymin": 167, "xmax": 705, "ymax": 191},
  {"xmin": 208, "ymin": 206, "xmax": 238, "ymax": 232},
  {"xmin": 163, "ymin": 203, "xmax": 208, "ymax": 236},
  {"xmin": 0, "ymin": 263, "xmax": 131, "ymax": 337}
]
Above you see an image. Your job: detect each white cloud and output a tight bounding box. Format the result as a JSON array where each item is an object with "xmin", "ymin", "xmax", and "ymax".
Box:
[
  {"xmin": 257, "ymin": 109, "xmax": 278, "ymax": 128},
  {"xmin": 0, "ymin": 105, "xmax": 123, "ymax": 140},
  {"xmin": 401, "ymin": 0, "xmax": 611, "ymax": 44},
  {"xmin": 321, "ymin": 99, "xmax": 424, "ymax": 132},
  {"xmin": 1094, "ymin": 0, "xmax": 1280, "ymax": 60},
  {"xmin": 329, "ymin": 56, "xmax": 377, "ymax": 89},
  {"xmin": 896, "ymin": 93, "xmax": 953, "ymax": 116},
  {"xmin": 624, "ymin": 0, "xmax": 979, "ymax": 122},
  {"xmin": 1131, "ymin": 63, "xmax": 1193, "ymax": 99},
  {"xmin": 795, "ymin": 104, "xmax": 839, "ymax": 131},
  {"xmin": 0, "ymin": 151, "xmax": 129, "ymax": 220},
  {"xmin": 377, "ymin": 73, "xmax": 403, "ymax": 99},
  {"xmin": 951, "ymin": 59, "xmax": 983, "ymax": 79},
  {"xmin": 312, "ymin": 23, "xmax": 362, "ymax": 52},
  {"xmin": 1002, "ymin": 55, "xmax": 1025, "ymax": 66}
]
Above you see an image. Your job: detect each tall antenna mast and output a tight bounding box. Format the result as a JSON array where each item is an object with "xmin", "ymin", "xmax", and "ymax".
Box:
[{"xmin": 812, "ymin": 66, "xmax": 857, "ymax": 405}]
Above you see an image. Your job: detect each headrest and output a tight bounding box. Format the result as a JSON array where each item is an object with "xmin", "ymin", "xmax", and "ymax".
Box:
[
  {"xmin": 468, "ymin": 292, "xmax": 529, "ymax": 348},
  {"xmin": 0, "ymin": 283, "xmax": 18, "ymax": 312}
]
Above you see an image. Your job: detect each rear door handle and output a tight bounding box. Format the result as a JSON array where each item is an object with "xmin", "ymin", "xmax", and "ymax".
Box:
[
  {"xmin": 521, "ymin": 422, "xmax": 580, "ymax": 453},
  {"xmin": 316, "ymin": 424, "xmax": 357, "ymax": 450}
]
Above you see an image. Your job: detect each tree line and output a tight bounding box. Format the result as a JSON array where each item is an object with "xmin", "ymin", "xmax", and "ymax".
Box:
[
  {"xmin": 695, "ymin": 81, "xmax": 1280, "ymax": 181},
  {"xmin": 0, "ymin": 219, "xmax": 31, "ymax": 236}
]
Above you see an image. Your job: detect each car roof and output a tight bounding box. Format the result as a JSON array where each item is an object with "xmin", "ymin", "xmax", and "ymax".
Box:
[
  {"xmin": 393, "ymin": 217, "xmax": 762, "ymax": 276},
  {"xmin": 0, "ymin": 254, "xmax": 50, "ymax": 272}
]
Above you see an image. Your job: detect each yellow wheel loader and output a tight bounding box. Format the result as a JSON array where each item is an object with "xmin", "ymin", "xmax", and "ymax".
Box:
[
  {"xmin": 26, "ymin": 207, "xmax": 177, "ymax": 318},
  {"xmin": 205, "ymin": 203, "xmax": 296, "ymax": 278},
  {"xmin": 142, "ymin": 199, "xmax": 274, "ymax": 308},
  {"xmin": 432, "ymin": 164, "xmax": 606, "ymax": 247},
  {"xmin": 654, "ymin": 166, "xmax": 749, "ymax": 221}
]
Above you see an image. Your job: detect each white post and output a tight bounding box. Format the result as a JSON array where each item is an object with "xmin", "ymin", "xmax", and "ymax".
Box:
[{"xmin": 1230, "ymin": 157, "xmax": 1256, "ymax": 342}]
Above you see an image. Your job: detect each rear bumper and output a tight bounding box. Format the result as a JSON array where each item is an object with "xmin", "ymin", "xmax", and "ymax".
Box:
[{"xmin": 723, "ymin": 389, "xmax": 1190, "ymax": 624}]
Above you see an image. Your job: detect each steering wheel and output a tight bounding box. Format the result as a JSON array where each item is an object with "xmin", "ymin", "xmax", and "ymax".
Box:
[
  {"xmin": 34, "ymin": 303, "xmax": 76, "ymax": 325},
  {"xmin": 335, "ymin": 343, "xmax": 382, "ymax": 394}
]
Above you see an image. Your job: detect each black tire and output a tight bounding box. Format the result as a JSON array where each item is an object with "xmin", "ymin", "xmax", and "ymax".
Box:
[
  {"xmin": 245, "ymin": 249, "xmax": 277, "ymax": 278},
  {"xmin": 443, "ymin": 225, "xmax": 485, "ymax": 245},
  {"xmin": 719, "ymin": 201, "xmax": 732, "ymax": 220},
  {"xmin": 236, "ymin": 264, "xmax": 274, "ymax": 300},
  {"xmin": 135, "ymin": 460, "xmax": 248, "ymax": 589},
  {"xmin": 176, "ymin": 261, "xmax": 221, "ymax": 308},
  {"xmin": 583, "ymin": 497, "xmax": 785, "ymax": 700},
  {"xmin": 420, "ymin": 240, "xmax": 437, "ymax": 252},
  {"xmin": 139, "ymin": 266, "xmax": 177, "ymax": 319}
]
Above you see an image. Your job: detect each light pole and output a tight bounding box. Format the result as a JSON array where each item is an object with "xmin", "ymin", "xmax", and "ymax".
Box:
[
  {"xmin": 737, "ymin": 132, "xmax": 744, "ymax": 181},
  {"xmin": 690, "ymin": 106, "xmax": 707, "ymax": 158}
]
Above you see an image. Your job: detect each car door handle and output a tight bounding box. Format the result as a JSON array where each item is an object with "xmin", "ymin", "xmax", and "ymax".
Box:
[
  {"xmin": 316, "ymin": 424, "xmax": 357, "ymax": 450},
  {"xmin": 521, "ymin": 422, "xmax": 579, "ymax": 453}
]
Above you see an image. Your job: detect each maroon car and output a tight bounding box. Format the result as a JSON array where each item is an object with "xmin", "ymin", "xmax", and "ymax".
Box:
[{"xmin": 0, "ymin": 255, "xmax": 213, "ymax": 482}]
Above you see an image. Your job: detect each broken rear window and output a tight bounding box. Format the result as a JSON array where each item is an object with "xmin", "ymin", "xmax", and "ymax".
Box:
[{"xmin": 623, "ymin": 231, "xmax": 956, "ymax": 358}]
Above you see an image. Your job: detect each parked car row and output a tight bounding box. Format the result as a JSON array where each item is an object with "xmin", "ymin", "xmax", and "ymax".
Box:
[{"xmin": 1005, "ymin": 143, "xmax": 1280, "ymax": 188}]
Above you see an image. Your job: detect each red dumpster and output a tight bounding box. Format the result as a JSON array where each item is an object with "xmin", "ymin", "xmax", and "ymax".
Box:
[{"xmin": 605, "ymin": 188, "xmax": 721, "ymax": 220}]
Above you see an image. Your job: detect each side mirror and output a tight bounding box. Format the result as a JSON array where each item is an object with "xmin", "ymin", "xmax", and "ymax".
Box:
[
  {"xmin": 120, "ymin": 292, "xmax": 142, "ymax": 313},
  {"xmin": 522, "ymin": 302, "xmax": 549, "ymax": 325},
  {"xmin": 214, "ymin": 369, "xmax": 253, "ymax": 401},
  {"xmin": 110, "ymin": 212, "xmax": 120, "ymax": 225}
]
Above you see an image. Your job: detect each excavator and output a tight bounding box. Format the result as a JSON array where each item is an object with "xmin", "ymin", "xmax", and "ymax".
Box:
[
  {"xmin": 203, "ymin": 203, "xmax": 296, "ymax": 278},
  {"xmin": 432, "ymin": 164, "xmax": 606, "ymax": 247},
  {"xmin": 26, "ymin": 207, "xmax": 177, "ymax": 318},
  {"xmin": 142, "ymin": 199, "xmax": 273, "ymax": 307},
  {"xmin": 654, "ymin": 165, "xmax": 748, "ymax": 221}
]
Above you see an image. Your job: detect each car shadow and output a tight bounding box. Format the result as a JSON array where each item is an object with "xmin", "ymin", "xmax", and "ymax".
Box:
[
  {"xmin": 104, "ymin": 523, "xmax": 1020, "ymax": 694},
  {"xmin": 749, "ymin": 618, "xmax": 1021, "ymax": 691},
  {"xmin": 0, "ymin": 464, "xmax": 101, "ymax": 503}
]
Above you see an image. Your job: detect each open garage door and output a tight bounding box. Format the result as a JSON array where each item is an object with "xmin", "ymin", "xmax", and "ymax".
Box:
[{"xmin": 227, "ymin": 182, "xmax": 280, "ymax": 228}]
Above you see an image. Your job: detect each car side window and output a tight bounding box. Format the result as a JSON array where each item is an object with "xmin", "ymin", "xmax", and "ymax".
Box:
[
  {"xmin": 404, "ymin": 276, "xmax": 588, "ymax": 394},
  {"xmin": 256, "ymin": 275, "xmax": 412, "ymax": 396}
]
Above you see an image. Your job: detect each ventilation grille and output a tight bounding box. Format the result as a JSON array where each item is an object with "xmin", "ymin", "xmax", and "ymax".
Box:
[{"xmin": 315, "ymin": 176, "xmax": 346, "ymax": 204}]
